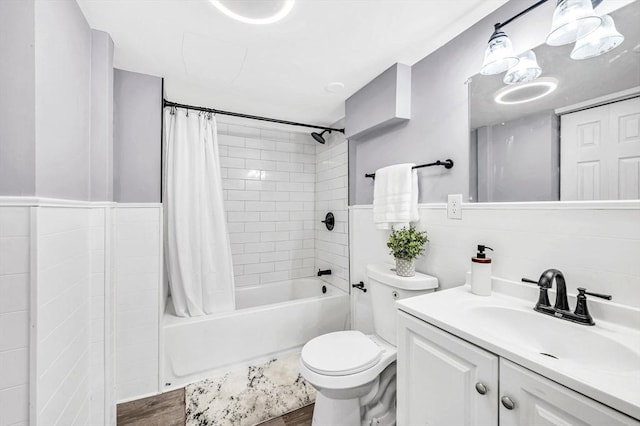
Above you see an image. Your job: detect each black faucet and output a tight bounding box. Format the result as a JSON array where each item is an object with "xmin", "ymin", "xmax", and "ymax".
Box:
[
  {"xmin": 522, "ymin": 269, "xmax": 612, "ymax": 326},
  {"xmin": 317, "ymin": 269, "xmax": 332, "ymax": 277}
]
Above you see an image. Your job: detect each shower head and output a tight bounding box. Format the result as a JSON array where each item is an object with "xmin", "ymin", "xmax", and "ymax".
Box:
[{"xmin": 311, "ymin": 130, "xmax": 330, "ymax": 144}]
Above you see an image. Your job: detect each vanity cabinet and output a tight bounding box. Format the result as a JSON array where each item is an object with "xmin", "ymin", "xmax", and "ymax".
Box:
[
  {"xmin": 397, "ymin": 311, "xmax": 639, "ymax": 426},
  {"xmin": 397, "ymin": 311, "xmax": 499, "ymax": 425}
]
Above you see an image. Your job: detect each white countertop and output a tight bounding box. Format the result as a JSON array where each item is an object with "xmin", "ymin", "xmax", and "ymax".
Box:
[{"xmin": 396, "ymin": 278, "xmax": 640, "ymax": 420}]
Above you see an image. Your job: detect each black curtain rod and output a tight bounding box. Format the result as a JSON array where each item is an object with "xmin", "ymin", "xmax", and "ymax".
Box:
[
  {"xmin": 365, "ymin": 159, "xmax": 454, "ymax": 179},
  {"xmin": 163, "ymin": 99, "xmax": 345, "ymax": 134}
]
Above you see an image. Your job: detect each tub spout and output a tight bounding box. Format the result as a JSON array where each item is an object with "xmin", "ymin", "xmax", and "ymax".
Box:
[{"xmin": 317, "ymin": 269, "xmax": 332, "ymax": 276}]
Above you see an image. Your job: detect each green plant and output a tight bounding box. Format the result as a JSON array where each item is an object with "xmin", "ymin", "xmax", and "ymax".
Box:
[{"xmin": 387, "ymin": 225, "xmax": 428, "ymax": 261}]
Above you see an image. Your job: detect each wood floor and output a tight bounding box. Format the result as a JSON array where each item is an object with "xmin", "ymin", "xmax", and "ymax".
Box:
[{"xmin": 116, "ymin": 388, "xmax": 313, "ymax": 426}]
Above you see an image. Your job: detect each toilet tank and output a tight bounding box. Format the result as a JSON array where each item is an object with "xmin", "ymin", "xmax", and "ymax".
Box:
[{"xmin": 366, "ymin": 263, "xmax": 438, "ymax": 345}]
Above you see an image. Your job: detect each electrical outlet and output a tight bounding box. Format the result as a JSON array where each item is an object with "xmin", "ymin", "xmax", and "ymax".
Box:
[{"xmin": 447, "ymin": 194, "xmax": 463, "ymax": 220}]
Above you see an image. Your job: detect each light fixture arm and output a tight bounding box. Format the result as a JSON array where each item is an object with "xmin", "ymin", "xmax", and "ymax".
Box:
[
  {"xmin": 494, "ymin": 0, "xmax": 602, "ymax": 31},
  {"xmin": 495, "ymin": 0, "xmax": 550, "ymax": 31}
]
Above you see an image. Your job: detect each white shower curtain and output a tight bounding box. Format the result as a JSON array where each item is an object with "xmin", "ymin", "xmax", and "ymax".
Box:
[{"xmin": 163, "ymin": 108, "xmax": 235, "ymax": 317}]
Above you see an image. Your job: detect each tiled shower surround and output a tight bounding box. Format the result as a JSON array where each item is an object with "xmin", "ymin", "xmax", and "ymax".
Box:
[{"xmin": 217, "ymin": 121, "xmax": 339, "ymax": 287}]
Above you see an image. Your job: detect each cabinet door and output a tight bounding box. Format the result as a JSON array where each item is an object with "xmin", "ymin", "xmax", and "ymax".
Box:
[
  {"xmin": 499, "ymin": 359, "xmax": 639, "ymax": 426},
  {"xmin": 397, "ymin": 312, "xmax": 499, "ymax": 426}
]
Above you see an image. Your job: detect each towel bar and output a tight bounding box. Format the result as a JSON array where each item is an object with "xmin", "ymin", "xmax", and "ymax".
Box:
[{"xmin": 365, "ymin": 159, "xmax": 454, "ymax": 179}]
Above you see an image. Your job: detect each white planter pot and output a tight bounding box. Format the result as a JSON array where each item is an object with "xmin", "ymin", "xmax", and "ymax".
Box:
[{"xmin": 395, "ymin": 258, "xmax": 415, "ymax": 277}]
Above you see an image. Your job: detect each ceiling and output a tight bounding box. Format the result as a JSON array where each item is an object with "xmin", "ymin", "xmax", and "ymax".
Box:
[{"xmin": 77, "ymin": 0, "xmax": 509, "ymax": 127}]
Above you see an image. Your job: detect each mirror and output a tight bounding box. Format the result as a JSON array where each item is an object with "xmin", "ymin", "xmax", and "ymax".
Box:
[{"xmin": 469, "ymin": 1, "xmax": 640, "ymax": 202}]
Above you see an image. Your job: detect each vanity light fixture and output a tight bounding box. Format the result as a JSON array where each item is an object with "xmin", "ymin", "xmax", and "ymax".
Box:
[
  {"xmin": 480, "ymin": 0, "xmax": 624, "ymax": 78},
  {"xmin": 480, "ymin": 25, "xmax": 519, "ymax": 75},
  {"xmin": 494, "ymin": 78, "xmax": 558, "ymax": 105},
  {"xmin": 546, "ymin": 0, "xmax": 601, "ymax": 46},
  {"xmin": 503, "ymin": 50, "xmax": 542, "ymax": 84},
  {"xmin": 571, "ymin": 14, "xmax": 624, "ymax": 59},
  {"xmin": 209, "ymin": 0, "xmax": 295, "ymax": 25}
]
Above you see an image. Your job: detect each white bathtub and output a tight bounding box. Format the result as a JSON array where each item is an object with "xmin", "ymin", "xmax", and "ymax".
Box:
[{"xmin": 162, "ymin": 278, "xmax": 349, "ymax": 389}]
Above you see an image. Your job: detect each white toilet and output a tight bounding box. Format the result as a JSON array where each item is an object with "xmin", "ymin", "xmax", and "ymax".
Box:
[{"xmin": 299, "ymin": 263, "xmax": 438, "ymax": 426}]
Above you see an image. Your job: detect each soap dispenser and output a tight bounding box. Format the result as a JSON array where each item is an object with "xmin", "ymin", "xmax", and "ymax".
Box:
[{"xmin": 471, "ymin": 245, "xmax": 493, "ymax": 296}]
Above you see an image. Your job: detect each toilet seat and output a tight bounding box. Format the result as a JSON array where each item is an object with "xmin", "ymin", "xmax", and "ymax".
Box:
[{"xmin": 301, "ymin": 331, "xmax": 383, "ymax": 376}]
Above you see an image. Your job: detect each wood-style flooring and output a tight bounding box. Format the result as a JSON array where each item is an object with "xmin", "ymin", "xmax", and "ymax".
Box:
[{"xmin": 116, "ymin": 388, "xmax": 313, "ymax": 426}]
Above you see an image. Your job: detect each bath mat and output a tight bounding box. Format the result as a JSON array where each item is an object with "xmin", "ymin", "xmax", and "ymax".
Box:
[{"xmin": 185, "ymin": 353, "xmax": 316, "ymax": 426}]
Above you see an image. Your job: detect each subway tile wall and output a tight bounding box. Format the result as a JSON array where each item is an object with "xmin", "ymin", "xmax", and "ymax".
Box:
[
  {"xmin": 217, "ymin": 121, "xmax": 317, "ymax": 286},
  {"xmin": 0, "ymin": 207, "xmax": 30, "ymax": 426},
  {"xmin": 315, "ymin": 131, "xmax": 349, "ymax": 293}
]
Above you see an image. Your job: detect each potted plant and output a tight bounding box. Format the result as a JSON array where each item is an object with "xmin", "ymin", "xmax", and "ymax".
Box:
[{"xmin": 387, "ymin": 225, "xmax": 428, "ymax": 277}]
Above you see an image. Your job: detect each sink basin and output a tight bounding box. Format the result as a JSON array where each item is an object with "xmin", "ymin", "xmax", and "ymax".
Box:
[{"xmin": 466, "ymin": 306, "xmax": 640, "ymax": 373}]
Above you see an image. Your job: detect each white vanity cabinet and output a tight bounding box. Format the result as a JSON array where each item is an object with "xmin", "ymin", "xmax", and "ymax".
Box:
[
  {"xmin": 397, "ymin": 311, "xmax": 639, "ymax": 426},
  {"xmin": 499, "ymin": 358, "xmax": 636, "ymax": 426},
  {"xmin": 397, "ymin": 311, "xmax": 498, "ymax": 425}
]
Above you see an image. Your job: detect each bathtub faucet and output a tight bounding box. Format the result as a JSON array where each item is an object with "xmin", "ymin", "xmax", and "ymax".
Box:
[{"xmin": 317, "ymin": 269, "xmax": 332, "ymax": 277}]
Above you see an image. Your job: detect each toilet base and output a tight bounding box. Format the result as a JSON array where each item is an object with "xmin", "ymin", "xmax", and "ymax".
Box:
[
  {"xmin": 312, "ymin": 392, "xmax": 362, "ymax": 426},
  {"xmin": 310, "ymin": 364, "xmax": 397, "ymax": 426}
]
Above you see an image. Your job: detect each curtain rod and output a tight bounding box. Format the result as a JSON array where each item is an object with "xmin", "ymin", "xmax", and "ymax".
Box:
[{"xmin": 163, "ymin": 99, "xmax": 345, "ymax": 133}]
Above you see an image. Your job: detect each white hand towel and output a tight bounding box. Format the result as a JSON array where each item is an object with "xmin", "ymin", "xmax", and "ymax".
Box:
[{"xmin": 373, "ymin": 163, "xmax": 419, "ymax": 230}]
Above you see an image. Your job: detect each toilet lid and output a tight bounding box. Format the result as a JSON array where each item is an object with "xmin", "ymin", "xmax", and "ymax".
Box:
[{"xmin": 301, "ymin": 331, "xmax": 383, "ymax": 376}]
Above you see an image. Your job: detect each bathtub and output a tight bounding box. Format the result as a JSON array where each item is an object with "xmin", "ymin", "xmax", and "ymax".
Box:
[{"xmin": 162, "ymin": 278, "xmax": 349, "ymax": 389}]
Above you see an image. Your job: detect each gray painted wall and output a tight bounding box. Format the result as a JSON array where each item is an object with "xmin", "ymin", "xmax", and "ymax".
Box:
[
  {"xmin": 345, "ymin": 63, "xmax": 411, "ymax": 139},
  {"xmin": 0, "ymin": 0, "xmax": 36, "ymax": 196},
  {"xmin": 476, "ymin": 111, "xmax": 559, "ymax": 202},
  {"xmin": 91, "ymin": 30, "xmax": 114, "ymax": 201},
  {"xmin": 34, "ymin": 0, "xmax": 92, "ymax": 200},
  {"xmin": 113, "ymin": 69, "xmax": 162, "ymax": 203},
  {"xmin": 349, "ymin": 0, "xmax": 559, "ymax": 205}
]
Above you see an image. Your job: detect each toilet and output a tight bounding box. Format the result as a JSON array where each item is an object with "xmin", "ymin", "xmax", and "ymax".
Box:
[{"xmin": 299, "ymin": 263, "xmax": 438, "ymax": 426}]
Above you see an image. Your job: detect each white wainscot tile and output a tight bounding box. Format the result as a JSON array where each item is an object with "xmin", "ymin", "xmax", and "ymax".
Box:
[
  {"xmin": 0, "ymin": 208, "xmax": 30, "ymax": 237},
  {"xmin": 116, "ymin": 208, "xmax": 160, "ymax": 225},
  {"xmin": 0, "ymin": 274, "xmax": 29, "ymax": 314},
  {"xmin": 0, "ymin": 384, "xmax": 29, "ymax": 425},
  {"xmin": 0, "ymin": 348, "xmax": 28, "ymax": 389},
  {"xmin": 0, "ymin": 311, "xmax": 29, "ymax": 351},
  {"xmin": 0, "ymin": 237, "xmax": 29, "ymax": 276}
]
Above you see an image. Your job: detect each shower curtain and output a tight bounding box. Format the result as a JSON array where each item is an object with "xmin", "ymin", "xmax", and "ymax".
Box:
[{"xmin": 163, "ymin": 108, "xmax": 235, "ymax": 317}]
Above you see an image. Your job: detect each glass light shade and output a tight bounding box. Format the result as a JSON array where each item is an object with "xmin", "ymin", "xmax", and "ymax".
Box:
[
  {"xmin": 571, "ymin": 15, "xmax": 624, "ymax": 60},
  {"xmin": 546, "ymin": 0, "xmax": 602, "ymax": 46},
  {"xmin": 480, "ymin": 29, "xmax": 519, "ymax": 75},
  {"xmin": 503, "ymin": 50, "xmax": 542, "ymax": 85}
]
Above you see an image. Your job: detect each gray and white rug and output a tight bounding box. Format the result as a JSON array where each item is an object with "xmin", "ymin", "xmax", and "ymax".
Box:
[{"xmin": 185, "ymin": 353, "xmax": 316, "ymax": 426}]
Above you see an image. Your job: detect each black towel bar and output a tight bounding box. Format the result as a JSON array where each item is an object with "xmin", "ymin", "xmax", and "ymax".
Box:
[{"xmin": 365, "ymin": 159, "xmax": 454, "ymax": 179}]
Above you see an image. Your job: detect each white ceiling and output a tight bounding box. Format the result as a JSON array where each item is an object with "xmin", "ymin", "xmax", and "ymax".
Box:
[{"xmin": 77, "ymin": 0, "xmax": 509, "ymax": 126}]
